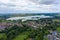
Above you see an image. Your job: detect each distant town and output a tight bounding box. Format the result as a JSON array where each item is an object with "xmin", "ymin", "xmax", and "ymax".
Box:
[{"xmin": 0, "ymin": 13, "xmax": 60, "ymax": 40}]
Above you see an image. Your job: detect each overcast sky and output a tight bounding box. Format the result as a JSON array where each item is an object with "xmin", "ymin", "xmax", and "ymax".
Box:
[{"xmin": 0, "ymin": 0, "xmax": 60, "ymax": 14}]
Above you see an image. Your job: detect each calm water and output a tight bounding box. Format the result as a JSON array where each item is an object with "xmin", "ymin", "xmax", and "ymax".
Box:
[{"xmin": 6, "ymin": 15, "xmax": 53, "ymax": 20}]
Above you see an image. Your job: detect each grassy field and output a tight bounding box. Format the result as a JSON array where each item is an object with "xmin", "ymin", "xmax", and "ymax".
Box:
[
  {"xmin": 0, "ymin": 33, "xmax": 5, "ymax": 38},
  {"xmin": 12, "ymin": 31, "xmax": 31, "ymax": 40},
  {"xmin": 12, "ymin": 35, "xmax": 28, "ymax": 40},
  {"xmin": 53, "ymin": 19, "xmax": 60, "ymax": 22},
  {"xmin": 57, "ymin": 27, "xmax": 60, "ymax": 32},
  {"xmin": 0, "ymin": 33, "xmax": 7, "ymax": 40}
]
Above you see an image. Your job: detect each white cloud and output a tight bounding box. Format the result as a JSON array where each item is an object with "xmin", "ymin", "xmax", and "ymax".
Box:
[{"xmin": 0, "ymin": 0, "xmax": 60, "ymax": 13}]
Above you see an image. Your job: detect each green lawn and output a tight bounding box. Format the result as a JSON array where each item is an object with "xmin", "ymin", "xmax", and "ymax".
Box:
[
  {"xmin": 53, "ymin": 19, "xmax": 60, "ymax": 22},
  {"xmin": 57, "ymin": 27, "xmax": 60, "ymax": 32},
  {"xmin": 13, "ymin": 35, "xmax": 28, "ymax": 40},
  {"xmin": 12, "ymin": 31, "xmax": 31, "ymax": 40},
  {"xmin": 0, "ymin": 33, "xmax": 5, "ymax": 38},
  {"xmin": 0, "ymin": 33, "xmax": 7, "ymax": 40}
]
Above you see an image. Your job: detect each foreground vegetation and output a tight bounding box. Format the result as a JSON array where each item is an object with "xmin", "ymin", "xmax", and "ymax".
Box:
[{"xmin": 0, "ymin": 17, "xmax": 60, "ymax": 40}]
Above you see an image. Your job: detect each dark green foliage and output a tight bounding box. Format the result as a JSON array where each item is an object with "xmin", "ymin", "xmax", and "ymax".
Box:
[{"xmin": 0, "ymin": 18, "xmax": 60, "ymax": 40}]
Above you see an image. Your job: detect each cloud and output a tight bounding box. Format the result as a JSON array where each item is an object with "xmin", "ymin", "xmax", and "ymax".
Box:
[
  {"xmin": 30, "ymin": 0, "xmax": 60, "ymax": 5},
  {"xmin": 0, "ymin": 0, "xmax": 60, "ymax": 13}
]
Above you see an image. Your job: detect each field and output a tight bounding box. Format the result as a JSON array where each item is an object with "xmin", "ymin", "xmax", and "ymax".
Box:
[
  {"xmin": 57, "ymin": 27, "xmax": 60, "ymax": 32},
  {"xmin": 0, "ymin": 33, "xmax": 7, "ymax": 40}
]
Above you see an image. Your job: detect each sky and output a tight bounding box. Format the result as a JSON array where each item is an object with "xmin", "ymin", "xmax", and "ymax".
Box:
[{"xmin": 0, "ymin": 0, "xmax": 60, "ymax": 14}]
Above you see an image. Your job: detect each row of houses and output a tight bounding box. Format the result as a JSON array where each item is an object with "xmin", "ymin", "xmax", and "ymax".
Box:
[
  {"xmin": 0, "ymin": 19, "xmax": 52, "ymax": 31},
  {"xmin": 46, "ymin": 30, "xmax": 60, "ymax": 40}
]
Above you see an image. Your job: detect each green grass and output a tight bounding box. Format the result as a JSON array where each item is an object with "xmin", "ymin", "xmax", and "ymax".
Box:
[
  {"xmin": 53, "ymin": 19, "xmax": 60, "ymax": 22},
  {"xmin": 12, "ymin": 31, "xmax": 31, "ymax": 40},
  {"xmin": 0, "ymin": 33, "xmax": 5, "ymax": 38},
  {"xmin": 57, "ymin": 27, "xmax": 60, "ymax": 32},
  {"xmin": 44, "ymin": 38, "xmax": 48, "ymax": 40},
  {"xmin": 12, "ymin": 35, "xmax": 28, "ymax": 40},
  {"xmin": 0, "ymin": 33, "xmax": 7, "ymax": 40}
]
